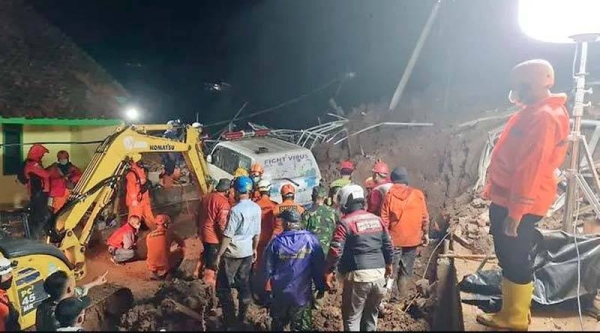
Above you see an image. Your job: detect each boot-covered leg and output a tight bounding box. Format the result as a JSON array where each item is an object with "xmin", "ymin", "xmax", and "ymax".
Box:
[{"xmin": 477, "ymin": 278, "xmax": 533, "ymax": 331}]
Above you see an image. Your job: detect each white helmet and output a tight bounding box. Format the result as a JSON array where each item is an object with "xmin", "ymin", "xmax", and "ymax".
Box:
[
  {"xmin": 0, "ymin": 257, "xmax": 12, "ymax": 276},
  {"xmin": 337, "ymin": 184, "xmax": 365, "ymax": 209},
  {"xmin": 192, "ymin": 122, "xmax": 202, "ymax": 128},
  {"xmin": 257, "ymin": 179, "xmax": 272, "ymax": 192}
]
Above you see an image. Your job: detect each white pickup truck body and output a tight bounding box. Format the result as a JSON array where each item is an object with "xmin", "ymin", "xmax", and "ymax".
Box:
[{"xmin": 207, "ymin": 137, "xmax": 322, "ymax": 207}]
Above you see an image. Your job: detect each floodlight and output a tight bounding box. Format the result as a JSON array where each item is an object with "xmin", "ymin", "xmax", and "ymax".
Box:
[
  {"xmin": 125, "ymin": 107, "xmax": 140, "ymax": 121},
  {"xmin": 519, "ymin": 0, "xmax": 600, "ymax": 232},
  {"xmin": 518, "ymin": 0, "xmax": 600, "ymax": 44}
]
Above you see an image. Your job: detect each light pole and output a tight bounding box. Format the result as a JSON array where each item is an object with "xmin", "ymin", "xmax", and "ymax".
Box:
[{"xmin": 518, "ymin": 0, "xmax": 600, "ymax": 233}]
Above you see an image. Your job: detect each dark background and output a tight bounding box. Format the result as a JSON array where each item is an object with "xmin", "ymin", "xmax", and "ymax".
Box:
[{"xmin": 30, "ymin": 0, "xmax": 599, "ymax": 128}]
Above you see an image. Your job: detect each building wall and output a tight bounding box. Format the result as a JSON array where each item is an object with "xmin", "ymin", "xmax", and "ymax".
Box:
[{"xmin": 0, "ymin": 124, "xmax": 118, "ymax": 206}]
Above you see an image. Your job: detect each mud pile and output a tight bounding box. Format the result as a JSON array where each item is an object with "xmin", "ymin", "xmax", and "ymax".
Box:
[
  {"xmin": 314, "ymin": 103, "xmax": 510, "ymax": 232},
  {"xmin": 119, "ymin": 278, "xmax": 212, "ymax": 331}
]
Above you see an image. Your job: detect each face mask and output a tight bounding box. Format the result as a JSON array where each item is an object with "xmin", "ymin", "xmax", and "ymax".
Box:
[
  {"xmin": 251, "ymin": 176, "xmax": 260, "ymax": 184},
  {"xmin": 59, "ymin": 159, "xmax": 69, "ymax": 165},
  {"xmin": 0, "ymin": 277, "xmax": 13, "ymax": 291}
]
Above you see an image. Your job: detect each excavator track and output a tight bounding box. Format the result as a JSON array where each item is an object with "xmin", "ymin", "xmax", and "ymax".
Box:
[{"xmin": 81, "ymin": 283, "xmax": 134, "ymax": 331}]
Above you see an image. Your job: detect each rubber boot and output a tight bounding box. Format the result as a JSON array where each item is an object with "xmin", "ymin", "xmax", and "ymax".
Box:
[{"xmin": 476, "ymin": 278, "xmax": 533, "ymax": 331}]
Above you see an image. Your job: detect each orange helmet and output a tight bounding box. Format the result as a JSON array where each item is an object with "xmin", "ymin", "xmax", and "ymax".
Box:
[
  {"xmin": 364, "ymin": 177, "xmax": 375, "ymax": 190},
  {"xmin": 155, "ymin": 214, "xmax": 171, "ymax": 226},
  {"xmin": 250, "ymin": 163, "xmax": 264, "ymax": 175},
  {"xmin": 372, "ymin": 159, "xmax": 389, "ymax": 175},
  {"xmin": 27, "ymin": 144, "xmax": 49, "ymax": 161},
  {"xmin": 339, "ymin": 160, "xmax": 354, "ymax": 171},
  {"xmin": 280, "ymin": 183, "xmax": 296, "ymax": 196},
  {"xmin": 57, "ymin": 150, "xmax": 69, "ymax": 160}
]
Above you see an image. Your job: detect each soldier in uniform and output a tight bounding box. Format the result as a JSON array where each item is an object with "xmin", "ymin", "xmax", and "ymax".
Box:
[{"xmin": 301, "ymin": 186, "xmax": 339, "ymax": 253}]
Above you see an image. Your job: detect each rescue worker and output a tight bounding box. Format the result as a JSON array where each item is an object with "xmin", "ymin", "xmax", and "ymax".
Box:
[
  {"xmin": 106, "ymin": 215, "xmax": 142, "ymax": 265},
  {"xmin": 264, "ymin": 209, "xmax": 326, "ymax": 331},
  {"xmin": 22, "ymin": 144, "xmax": 52, "ymax": 238},
  {"xmin": 55, "ymin": 296, "xmax": 89, "ymax": 331},
  {"xmin": 194, "ymin": 179, "xmax": 231, "ymax": 284},
  {"xmin": 252, "ymin": 179, "xmax": 278, "ymax": 306},
  {"xmin": 271, "ymin": 184, "xmax": 305, "ymax": 237},
  {"xmin": 47, "ymin": 150, "xmax": 83, "ymax": 213},
  {"xmin": 301, "ymin": 185, "xmax": 339, "ymax": 253},
  {"xmin": 146, "ymin": 214, "xmax": 185, "ymax": 280},
  {"xmin": 227, "ymin": 167, "xmax": 249, "ymax": 205},
  {"xmin": 476, "ymin": 59, "xmax": 570, "ymax": 331},
  {"xmin": 328, "ymin": 160, "xmax": 354, "ymax": 206},
  {"xmin": 325, "ymin": 184, "xmax": 393, "ymax": 331},
  {"xmin": 0, "ymin": 257, "xmax": 19, "ymax": 331},
  {"xmin": 213, "ymin": 176, "xmax": 261, "ymax": 329},
  {"xmin": 380, "ymin": 167, "xmax": 430, "ymax": 303},
  {"xmin": 250, "ymin": 163, "xmax": 264, "ymax": 201},
  {"xmin": 125, "ymin": 153, "xmax": 155, "ymax": 228},
  {"xmin": 367, "ymin": 159, "xmax": 392, "ymax": 216},
  {"xmin": 364, "ymin": 177, "xmax": 375, "ymax": 197}
]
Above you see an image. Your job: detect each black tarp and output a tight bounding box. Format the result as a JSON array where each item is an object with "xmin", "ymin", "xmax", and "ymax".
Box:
[{"xmin": 458, "ymin": 229, "xmax": 600, "ymax": 311}]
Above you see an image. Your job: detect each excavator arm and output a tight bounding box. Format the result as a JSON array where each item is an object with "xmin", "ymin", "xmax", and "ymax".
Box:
[{"xmin": 49, "ymin": 124, "xmax": 210, "ymax": 280}]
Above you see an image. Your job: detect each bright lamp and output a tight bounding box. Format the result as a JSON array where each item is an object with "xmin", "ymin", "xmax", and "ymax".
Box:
[
  {"xmin": 125, "ymin": 107, "xmax": 140, "ymax": 121},
  {"xmin": 518, "ymin": 0, "xmax": 600, "ymax": 43}
]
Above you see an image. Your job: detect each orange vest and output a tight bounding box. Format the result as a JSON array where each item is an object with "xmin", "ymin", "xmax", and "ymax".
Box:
[
  {"xmin": 271, "ymin": 199, "xmax": 305, "ymax": 238},
  {"xmin": 381, "ymin": 184, "xmax": 429, "ymax": 247}
]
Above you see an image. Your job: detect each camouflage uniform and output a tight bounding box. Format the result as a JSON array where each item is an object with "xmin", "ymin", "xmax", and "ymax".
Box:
[{"xmin": 301, "ymin": 203, "xmax": 340, "ymax": 253}]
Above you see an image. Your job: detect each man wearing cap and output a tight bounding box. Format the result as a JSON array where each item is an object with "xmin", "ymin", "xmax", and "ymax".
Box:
[
  {"xmin": 55, "ymin": 296, "xmax": 90, "ymax": 331},
  {"xmin": 194, "ymin": 178, "xmax": 231, "ymax": 284},
  {"xmin": 0, "ymin": 257, "xmax": 20, "ymax": 331},
  {"xmin": 301, "ymin": 186, "xmax": 339, "ymax": 253},
  {"xmin": 146, "ymin": 214, "xmax": 186, "ymax": 280},
  {"xmin": 213, "ymin": 175, "xmax": 261, "ymax": 329},
  {"xmin": 264, "ymin": 209, "xmax": 326, "ymax": 331},
  {"xmin": 380, "ymin": 167, "xmax": 430, "ymax": 303}
]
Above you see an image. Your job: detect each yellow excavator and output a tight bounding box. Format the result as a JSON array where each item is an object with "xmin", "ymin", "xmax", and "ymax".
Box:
[{"xmin": 0, "ymin": 123, "xmax": 211, "ymax": 330}]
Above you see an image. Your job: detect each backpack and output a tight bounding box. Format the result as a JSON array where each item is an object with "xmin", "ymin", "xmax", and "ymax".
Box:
[{"xmin": 16, "ymin": 160, "xmax": 28, "ymax": 185}]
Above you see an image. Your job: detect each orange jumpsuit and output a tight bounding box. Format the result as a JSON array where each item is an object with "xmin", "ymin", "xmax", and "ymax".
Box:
[
  {"xmin": 197, "ymin": 191, "xmax": 230, "ymax": 282},
  {"xmin": 46, "ymin": 162, "xmax": 82, "ymax": 213},
  {"xmin": 126, "ymin": 163, "xmax": 155, "ymax": 227},
  {"xmin": 255, "ymin": 195, "xmax": 278, "ymax": 268},
  {"xmin": 146, "ymin": 225, "xmax": 185, "ymax": 276},
  {"xmin": 271, "ymin": 199, "xmax": 305, "ymax": 237}
]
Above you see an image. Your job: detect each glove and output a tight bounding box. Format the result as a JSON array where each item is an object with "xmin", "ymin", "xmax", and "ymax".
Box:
[
  {"xmin": 422, "ymin": 234, "xmax": 430, "ymax": 247},
  {"xmin": 324, "ymin": 272, "xmax": 335, "ymax": 291},
  {"xmin": 385, "ymin": 264, "xmax": 393, "ymax": 279}
]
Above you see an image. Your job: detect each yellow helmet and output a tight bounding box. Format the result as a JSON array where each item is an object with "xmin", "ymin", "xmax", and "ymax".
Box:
[
  {"xmin": 130, "ymin": 153, "xmax": 142, "ymax": 163},
  {"xmin": 233, "ymin": 167, "xmax": 249, "ymax": 178}
]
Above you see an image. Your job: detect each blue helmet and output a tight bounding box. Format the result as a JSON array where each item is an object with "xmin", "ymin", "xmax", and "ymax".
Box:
[{"xmin": 233, "ymin": 176, "xmax": 253, "ymax": 194}]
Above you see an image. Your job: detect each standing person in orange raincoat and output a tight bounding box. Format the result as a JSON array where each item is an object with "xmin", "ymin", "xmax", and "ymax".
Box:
[
  {"xmin": 250, "ymin": 163, "xmax": 264, "ymax": 201},
  {"xmin": 20, "ymin": 144, "xmax": 52, "ymax": 238},
  {"xmin": 476, "ymin": 59, "xmax": 570, "ymax": 331},
  {"xmin": 146, "ymin": 214, "xmax": 185, "ymax": 280},
  {"xmin": 125, "ymin": 153, "xmax": 155, "ymax": 228},
  {"xmin": 271, "ymin": 184, "xmax": 305, "ymax": 237},
  {"xmin": 194, "ymin": 178, "xmax": 231, "ymax": 285},
  {"xmin": 46, "ymin": 150, "xmax": 83, "ymax": 213},
  {"xmin": 380, "ymin": 167, "xmax": 429, "ymax": 303},
  {"xmin": 367, "ymin": 159, "xmax": 392, "ymax": 216},
  {"xmin": 251, "ymin": 179, "xmax": 278, "ymax": 306}
]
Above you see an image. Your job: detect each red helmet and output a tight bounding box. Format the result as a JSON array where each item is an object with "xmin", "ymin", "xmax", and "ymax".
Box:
[
  {"xmin": 372, "ymin": 159, "xmax": 389, "ymax": 175},
  {"xmin": 57, "ymin": 150, "xmax": 69, "ymax": 160},
  {"xmin": 339, "ymin": 160, "xmax": 354, "ymax": 171},
  {"xmin": 27, "ymin": 144, "xmax": 49, "ymax": 161},
  {"xmin": 280, "ymin": 183, "xmax": 296, "ymax": 196}
]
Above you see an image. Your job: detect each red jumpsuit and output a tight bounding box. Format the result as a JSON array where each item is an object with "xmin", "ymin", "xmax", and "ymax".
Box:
[
  {"xmin": 46, "ymin": 162, "xmax": 82, "ymax": 213},
  {"xmin": 23, "ymin": 145, "xmax": 50, "ymax": 196},
  {"xmin": 126, "ymin": 163, "xmax": 155, "ymax": 227}
]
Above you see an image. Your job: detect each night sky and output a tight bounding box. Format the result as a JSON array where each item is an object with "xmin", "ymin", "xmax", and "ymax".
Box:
[{"xmin": 30, "ymin": 0, "xmax": 599, "ymax": 128}]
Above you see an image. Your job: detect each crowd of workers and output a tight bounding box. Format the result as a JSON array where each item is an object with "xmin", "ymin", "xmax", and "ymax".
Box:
[{"xmin": 1, "ymin": 58, "xmax": 568, "ymax": 332}]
